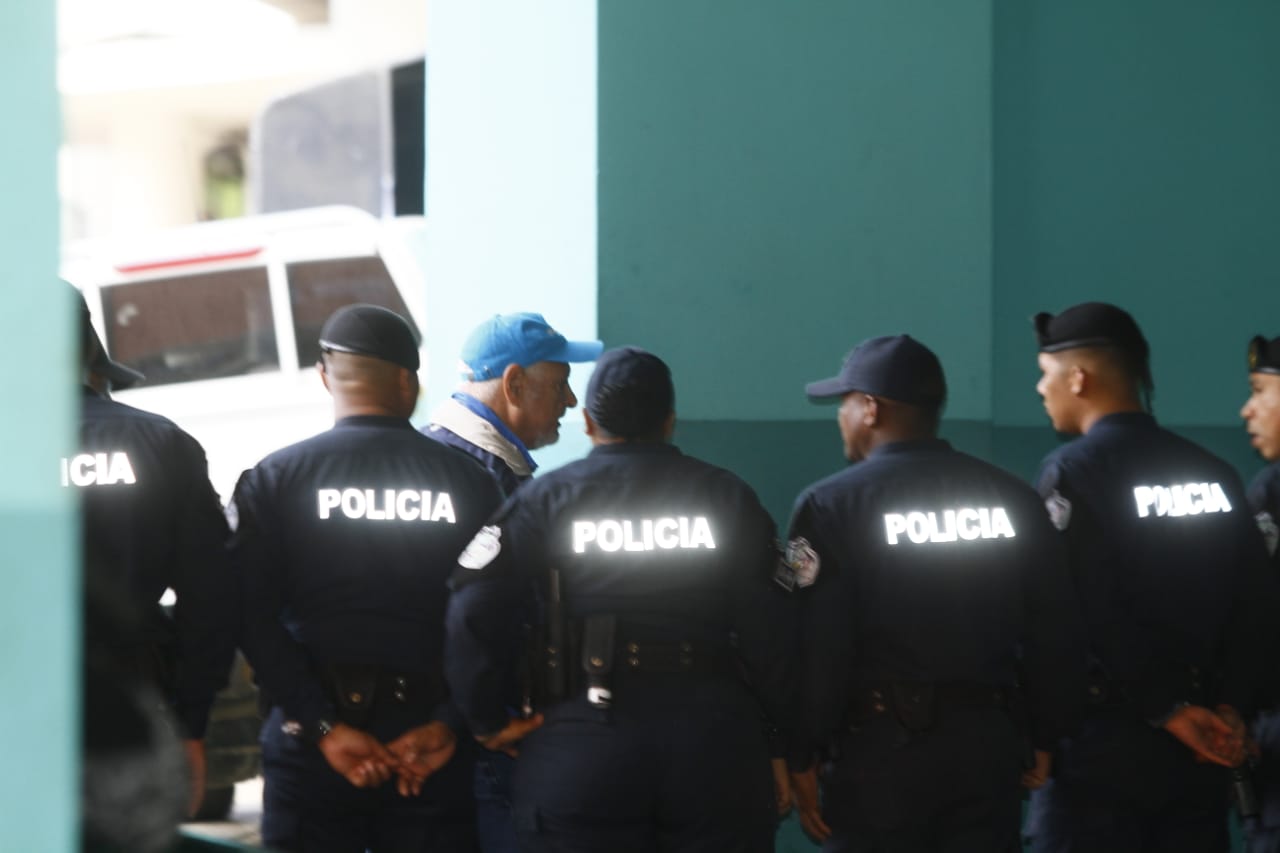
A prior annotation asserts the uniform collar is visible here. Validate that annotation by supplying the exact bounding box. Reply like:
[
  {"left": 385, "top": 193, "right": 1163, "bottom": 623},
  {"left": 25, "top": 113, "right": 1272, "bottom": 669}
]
[
  {"left": 333, "top": 414, "right": 415, "bottom": 431},
  {"left": 588, "top": 442, "right": 681, "bottom": 458},
  {"left": 1089, "top": 411, "right": 1156, "bottom": 432},
  {"left": 433, "top": 393, "right": 537, "bottom": 475},
  {"left": 865, "top": 437, "right": 952, "bottom": 459}
]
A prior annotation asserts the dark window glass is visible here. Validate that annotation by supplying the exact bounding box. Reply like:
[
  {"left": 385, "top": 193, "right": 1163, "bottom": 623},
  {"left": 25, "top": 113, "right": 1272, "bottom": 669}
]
[
  {"left": 287, "top": 257, "right": 417, "bottom": 367},
  {"left": 102, "top": 268, "right": 278, "bottom": 387}
]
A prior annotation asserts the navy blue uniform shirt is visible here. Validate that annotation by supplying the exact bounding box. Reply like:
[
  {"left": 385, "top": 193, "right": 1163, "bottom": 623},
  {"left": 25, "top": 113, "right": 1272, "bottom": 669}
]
[
  {"left": 229, "top": 415, "right": 502, "bottom": 736},
  {"left": 445, "top": 442, "right": 798, "bottom": 741},
  {"left": 75, "top": 389, "right": 235, "bottom": 739},
  {"left": 789, "top": 438, "right": 1088, "bottom": 763},
  {"left": 1036, "top": 412, "right": 1273, "bottom": 719}
]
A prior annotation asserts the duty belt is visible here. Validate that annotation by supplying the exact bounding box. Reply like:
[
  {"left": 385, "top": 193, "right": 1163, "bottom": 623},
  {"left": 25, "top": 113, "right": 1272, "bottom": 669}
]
[
  {"left": 846, "top": 682, "right": 1010, "bottom": 733},
  {"left": 321, "top": 663, "right": 445, "bottom": 729},
  {"left": 568, "top": 616, "right": 739, "bottom": 709}
]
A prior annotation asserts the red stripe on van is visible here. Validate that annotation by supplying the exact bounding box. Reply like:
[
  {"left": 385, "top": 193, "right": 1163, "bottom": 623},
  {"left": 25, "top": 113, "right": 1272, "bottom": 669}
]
[{"left": 114, "top": 247, "right": 264, "bottom": 274}]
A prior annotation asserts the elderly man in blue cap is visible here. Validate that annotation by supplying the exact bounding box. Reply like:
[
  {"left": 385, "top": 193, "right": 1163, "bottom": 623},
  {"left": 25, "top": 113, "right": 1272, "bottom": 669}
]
[
  {"left": 423, "top": 312, "right": 602, "bottom": 498},
  {"left": 422, "top": 312, "right": 601, "bottom": 853}
]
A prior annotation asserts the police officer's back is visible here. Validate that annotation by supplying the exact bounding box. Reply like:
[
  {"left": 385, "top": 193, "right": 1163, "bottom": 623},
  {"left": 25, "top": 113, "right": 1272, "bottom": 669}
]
[
  {"left": 445, "top": 347, "right": 798, "bottom": 853},
  {"left": 73, "top": 290, "right": 235, "bottom": 830},
  {"left": 784, "top": 335, "right": 1088, "bottom": 853},
  {"left": 1026, "top": 303, "right": 1274, "bottom": 853},
  {"left": 229, "top": 304, "right": 501, "bottom": 852}
]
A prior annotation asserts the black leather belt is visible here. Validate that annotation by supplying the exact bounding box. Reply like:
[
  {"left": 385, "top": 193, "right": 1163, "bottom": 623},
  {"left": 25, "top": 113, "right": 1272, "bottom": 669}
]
[{"left": 847, "top": 681, "right": 1009, "bottom": 731}]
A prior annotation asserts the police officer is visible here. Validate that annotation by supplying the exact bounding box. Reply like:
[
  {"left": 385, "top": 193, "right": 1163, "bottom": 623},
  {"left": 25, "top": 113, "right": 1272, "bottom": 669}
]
[
  {"left": 422, "top": 312, "right": 601, "bottom": 853},
  {"left": 229, "top": 304, "right": 501, "bottom": 852},
  {"left": 423, "top": 312, "right": 602, "bottom": 496},
  {"left": 1239, "top": 333, "right": 1280, "bottom": 853},
  {"left": 783, "top": 335, "right": 1087, "bottom": 852},
  {"left": 72, "top": 288, "right": 236, "bottom": 822},
  {"left": 445, "top": 346, "right": 797, "bottom": 853},
  {"left": 1026, "top": 302, "right": 1274, "bottom": 853},
  {"left": 1243, "top": 334, "right": 1280, "bottom": 570}
]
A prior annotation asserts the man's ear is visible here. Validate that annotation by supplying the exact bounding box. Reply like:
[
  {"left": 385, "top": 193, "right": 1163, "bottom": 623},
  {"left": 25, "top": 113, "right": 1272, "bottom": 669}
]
[
  {"left": 398, "top": 368, "right": 419, "bottom": 411},
  {"left": 584, "top": 408, "right": 599, "bottom": 438},
  {"left": 1069, "top": 364, "right": 1086, "bottom": 396},
  {"left": 501, "top": 362, "right": 525, "bottom": 405},
  {"left": 317, "top": 359, "right": 330, "bottom": 392},
  {"left": 863, "top": 394, "right": 880, "bottom": 426},
  {"left": 662, "top": 411, "right": 677, "bottom": 441}
]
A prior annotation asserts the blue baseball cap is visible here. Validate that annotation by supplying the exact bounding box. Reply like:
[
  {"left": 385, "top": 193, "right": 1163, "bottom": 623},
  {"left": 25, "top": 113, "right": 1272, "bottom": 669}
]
[
  {"left": 460, "top": 313, "right": 603, "bottom": 380},
  {"left": 805, "top": 334, "right": 946, "bottom": 407}
]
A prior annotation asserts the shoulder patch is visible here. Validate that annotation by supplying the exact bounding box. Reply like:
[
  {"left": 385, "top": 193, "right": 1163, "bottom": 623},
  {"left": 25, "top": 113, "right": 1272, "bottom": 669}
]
[
  {"left": 1257, "top": 511, "right": 1279, "bottom": 557},
  {"left": 784, "top": 537, "right": 821, "bottom": 588},
  {"left": 1045, "top": 490, "right": 1072, "bottom": 532},
  {"left": 458, "top": 525, "right": 503, "bottom": 570}
]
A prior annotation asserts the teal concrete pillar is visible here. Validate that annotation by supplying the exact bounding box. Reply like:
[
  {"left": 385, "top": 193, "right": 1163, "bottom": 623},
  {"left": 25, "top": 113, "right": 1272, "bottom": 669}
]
[{"left": 0, "top": 2, "right": 77, "bottom": 850}]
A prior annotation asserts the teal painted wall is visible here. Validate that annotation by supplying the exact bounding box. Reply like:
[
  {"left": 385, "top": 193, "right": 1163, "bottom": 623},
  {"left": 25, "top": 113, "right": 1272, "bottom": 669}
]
[
  {"left": 992, "top": 0, "right": 1280, "bottom": 481},
  {"left": 0, "top": 2, "right": 77, "bottom": 849},
  {"left": 599, "top": 0, "right": 994, "bottom": 424}
]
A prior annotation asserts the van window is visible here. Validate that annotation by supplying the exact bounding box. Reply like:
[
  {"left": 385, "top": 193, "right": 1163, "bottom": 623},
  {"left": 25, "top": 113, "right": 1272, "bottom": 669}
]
[
  {"left": 102, "top": 267, "right": 278, "bottom": 387},
  {"left": 287, "top": 257, "right": 418, "bottom": 367}
]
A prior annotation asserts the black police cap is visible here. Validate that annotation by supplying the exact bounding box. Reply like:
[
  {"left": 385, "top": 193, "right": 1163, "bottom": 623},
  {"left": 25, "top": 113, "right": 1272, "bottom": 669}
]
[
  {"left": 318, "top": 304, "right": 420, "bottom": 371},
  {"left": 1033, "top": 301, "right": 1149, "bottom": 362},
  {"left": 585, "top": 346, "right": 675, "bottom": 439},
  {"left": 73, "top": 284, "right": 145, "bottom": 389},
  {"left": 805, "top": 335, "right": 946, "bottom": 407},
  {"left": 1248, "top": 335, "right": 1280, "bottom": 375}
]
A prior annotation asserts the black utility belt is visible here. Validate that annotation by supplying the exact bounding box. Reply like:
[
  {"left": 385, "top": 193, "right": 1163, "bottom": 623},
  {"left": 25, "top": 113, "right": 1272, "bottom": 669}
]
[
  {"left": 847, "top": 682, "right": 1010, "bottom": 733},
  {"left": 1084, "top": 664, "right": 1213, "bottom": 712},
  {"left": 539, "top": 615, "right": 739, "bottom": 711},
  {"left": 321, "top": 663, "right": 444, "bottom": 728}
]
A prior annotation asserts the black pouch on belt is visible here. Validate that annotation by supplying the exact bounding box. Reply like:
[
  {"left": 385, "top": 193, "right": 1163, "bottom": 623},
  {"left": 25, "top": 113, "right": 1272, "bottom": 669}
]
[
  {"left": 582, "top": 614, "right": 617, "bottom": 708},
  {"left": 326, "top": 663, "right": 378, "bottom": 729},
  {"left": 889, "top": 682, "right": 937, "bottom": 733}
]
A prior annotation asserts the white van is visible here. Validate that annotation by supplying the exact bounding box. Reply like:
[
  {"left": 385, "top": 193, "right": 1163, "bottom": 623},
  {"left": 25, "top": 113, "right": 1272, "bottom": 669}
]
[{"left": 63, "top": 205, "right": 428, "bottom": 502}]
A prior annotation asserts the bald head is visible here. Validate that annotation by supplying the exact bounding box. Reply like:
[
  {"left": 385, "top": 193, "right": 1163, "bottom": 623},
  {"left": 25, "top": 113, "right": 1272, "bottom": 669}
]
[{"left": 319, "top": 351, "right": 418, "bottom": 420}]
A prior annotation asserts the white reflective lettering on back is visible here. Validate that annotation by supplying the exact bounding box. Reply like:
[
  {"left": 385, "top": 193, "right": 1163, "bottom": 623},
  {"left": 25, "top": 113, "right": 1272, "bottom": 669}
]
[
  {"left": 1132, "top": 482, "right": 1232, "bottom": 518},
  {"left": 59, "top": 452, "right": 137, "bottom": 487},
  {"left": 883, "top": 507, "right": 1016, "bottom": 545},
  {"left": 316, "top": 487, "right": 457, "bottom": 523},
  {"left": 571, "top": 517, "right": 717, "bottom": 554}
]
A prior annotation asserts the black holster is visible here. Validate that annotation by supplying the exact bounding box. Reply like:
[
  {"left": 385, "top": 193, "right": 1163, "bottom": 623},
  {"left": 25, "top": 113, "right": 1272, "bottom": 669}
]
[
  {"left": 889, "top": 682, "right": 937, "bottom": 733},
  {"left": 325, "top": 663, "right": 377, "bottom": 729},
  {"left": 1233, "top": 761, "right": 1261, "bottom": 819}
]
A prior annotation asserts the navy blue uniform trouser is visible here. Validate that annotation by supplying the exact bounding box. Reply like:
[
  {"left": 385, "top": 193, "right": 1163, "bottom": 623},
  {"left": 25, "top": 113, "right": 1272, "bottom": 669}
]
[
  {"left": 1244, "top": 709, "right": 1280, "bottom": 853},
  {"left": 819, "top": 705, "right": 1025, "bottom": 853},
  {"left": 510, "top": 678, "right": 775, "bottom": 853},
  {"left": 473, "top": 751, "right": 519, "bottom": 853},
  {"left": 260, "top": 706, "right": 480, "bottom": 853},
  {"left": 1026, "top": 709, "right": 1228, "bottom": 853}
]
